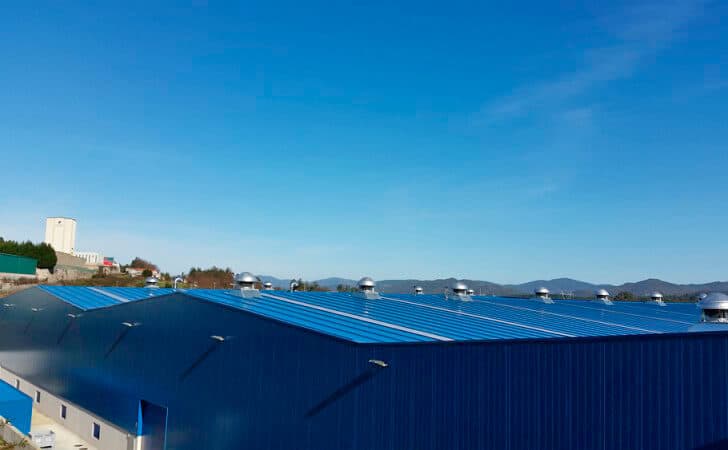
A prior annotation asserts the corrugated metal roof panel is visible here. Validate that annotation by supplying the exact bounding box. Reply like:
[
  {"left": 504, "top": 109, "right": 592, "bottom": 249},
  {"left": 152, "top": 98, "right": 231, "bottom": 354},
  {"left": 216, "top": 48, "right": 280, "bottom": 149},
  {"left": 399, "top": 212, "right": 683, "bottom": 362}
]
[
  {"left": 184, "top": 289, "right": 435, "bottom": 343},
  {"left": 37, "top": 286, "right": 703, "bottom": 343},
  {"left": 38, "top": 285, "right": 173, "bottom": 310}
]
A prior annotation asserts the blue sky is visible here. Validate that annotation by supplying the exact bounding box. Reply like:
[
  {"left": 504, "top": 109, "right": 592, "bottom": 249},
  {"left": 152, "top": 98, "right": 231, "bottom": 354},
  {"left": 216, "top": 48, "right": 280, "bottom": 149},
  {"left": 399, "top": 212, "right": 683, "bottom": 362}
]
[{"left": 1, "top": 1, "right": 726, "bottom": 284}]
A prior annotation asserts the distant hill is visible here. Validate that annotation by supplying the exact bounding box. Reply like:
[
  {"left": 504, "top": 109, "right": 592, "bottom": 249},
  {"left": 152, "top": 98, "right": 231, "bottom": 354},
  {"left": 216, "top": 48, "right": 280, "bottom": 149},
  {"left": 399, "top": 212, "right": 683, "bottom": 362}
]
[
  {"left": 315, "top": 277, "right": 357, "bottom": 289},
  {"left": 259, "top": 275, "right": 728, "bottom": 297},
  {"left": 376, "top": 278, "right": 511, "bottom": 295},
  {"left": 507, "top": 278, "right": 603, "bottom": 296},
  {"left": 507, "top": 278, "right": 728, "bottom": 297},
  {"left": 258, "top": 275, "right": 292, "bottom": 289}
]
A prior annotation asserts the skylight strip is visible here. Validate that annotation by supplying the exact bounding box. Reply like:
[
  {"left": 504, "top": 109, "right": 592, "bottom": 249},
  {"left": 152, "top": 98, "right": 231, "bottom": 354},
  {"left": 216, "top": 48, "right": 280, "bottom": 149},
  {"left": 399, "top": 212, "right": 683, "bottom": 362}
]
[{"left": 88, "top": 287, "right": 130, "bottom": 303}]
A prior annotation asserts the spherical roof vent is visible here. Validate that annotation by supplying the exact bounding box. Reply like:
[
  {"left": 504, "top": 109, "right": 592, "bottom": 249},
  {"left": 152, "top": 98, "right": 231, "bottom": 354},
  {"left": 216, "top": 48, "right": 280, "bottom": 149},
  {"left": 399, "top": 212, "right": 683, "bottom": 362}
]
[
  {"left": 690, "top": 293, "right": 728, "bottom": 330},
  {"left": 263, "top": 281, "right": 273, "bottom": 290},
  {"left": 466, "top": 288, "right": 475, "bottom": 296},
  {"left": 534, "top": 286, "right": 553, "bottom": 303},
  {"left": 452, "top": 281, "right": 468, "bottom": 293},
  {"left": 450, "top": 281, "right": 471, "bottom": 300},
  {"left": 650, "top": 291, "right": 666, "bottom": 306},
  {"left": 699, "top": 292, "right": 728, "bottom": 310},
  {"left": 358, "top": 277, "right": 376, "bottom": 291},
  {"left": 355, "top": 277, "right": 380, "bottom": 300},
  {"left": 235, "top": 272, "right": 257, "bottom": 284},
  {"left": 234, "top": 272, "right": 261, "bottom": 298},
  {"left": 413, "top": 286, "right": 424, "bottom": 295},
  {"left": 595, "top": 288, "right": 612, "bottom": 305},
  {"left": 535, "top": 287, "right": 550, "bottom": 296},
  {"left": 145, "top": 276, "right": 159, "bottom": 288}
]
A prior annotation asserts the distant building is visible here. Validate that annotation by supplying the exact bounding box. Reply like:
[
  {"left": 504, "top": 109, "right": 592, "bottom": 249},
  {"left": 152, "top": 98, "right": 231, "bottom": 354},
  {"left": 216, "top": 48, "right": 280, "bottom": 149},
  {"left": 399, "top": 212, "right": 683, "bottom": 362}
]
[
  {"left": 75, "top": 251, "right": 103, "bottom": 266},
  {"left": 44, "top": 217, "right": 77, "bottom": 255},
  {"left": 101, "top": 256, "right": 121, "bottom": 274},
  {"left": 54, "top": 251, "right": 89, "bottom": 268}
]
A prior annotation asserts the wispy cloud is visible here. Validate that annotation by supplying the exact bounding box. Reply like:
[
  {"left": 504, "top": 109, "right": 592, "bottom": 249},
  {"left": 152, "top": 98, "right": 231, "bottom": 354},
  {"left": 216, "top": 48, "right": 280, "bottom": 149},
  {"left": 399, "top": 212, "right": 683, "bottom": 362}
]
[{"left": 477, "top": 0, "right": 708, "bottom": 123}]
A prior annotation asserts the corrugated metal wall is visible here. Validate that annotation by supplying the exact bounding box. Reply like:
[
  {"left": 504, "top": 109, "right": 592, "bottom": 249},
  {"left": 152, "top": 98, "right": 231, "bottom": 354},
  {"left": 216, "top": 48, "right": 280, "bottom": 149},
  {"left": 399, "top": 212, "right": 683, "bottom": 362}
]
[
  {"left": 0, "top": 288, "right": 727, "bottom": 450},
  {"left": 0, "top": 253, "right": 37, "bottom": 275},
  {"left": 0, "top": 380, "right": 32, "bottom": 434}
]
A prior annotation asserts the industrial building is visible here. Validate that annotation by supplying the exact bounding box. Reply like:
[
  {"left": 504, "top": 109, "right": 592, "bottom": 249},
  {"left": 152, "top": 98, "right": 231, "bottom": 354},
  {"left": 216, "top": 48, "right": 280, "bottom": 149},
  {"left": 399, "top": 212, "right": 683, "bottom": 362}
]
[
  {"left": 43, "top": 217, "right": 116, "bottom": 274},
  {"left": 44, "top": 217, "right": 77, "bottom": 255},
  {"left": 0, "top": 278, "right": 727, "bottom": 449}
]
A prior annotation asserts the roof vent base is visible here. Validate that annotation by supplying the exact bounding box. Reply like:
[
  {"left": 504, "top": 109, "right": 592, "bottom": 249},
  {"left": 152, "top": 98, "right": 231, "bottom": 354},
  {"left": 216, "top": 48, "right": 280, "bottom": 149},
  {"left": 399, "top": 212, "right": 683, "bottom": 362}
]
[
  {"left": 238, "top": 288, "right": 261, "bottom": 299},
  {"left": 354, "top": 291, "right": 381, "bottom": 300}
]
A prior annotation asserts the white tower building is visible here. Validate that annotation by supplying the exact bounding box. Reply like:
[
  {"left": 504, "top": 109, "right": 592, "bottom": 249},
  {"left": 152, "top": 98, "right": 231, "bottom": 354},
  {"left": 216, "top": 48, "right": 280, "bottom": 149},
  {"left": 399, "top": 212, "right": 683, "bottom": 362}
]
[{"left": 44, "top": 217, "right": 77, "bottom": 254}]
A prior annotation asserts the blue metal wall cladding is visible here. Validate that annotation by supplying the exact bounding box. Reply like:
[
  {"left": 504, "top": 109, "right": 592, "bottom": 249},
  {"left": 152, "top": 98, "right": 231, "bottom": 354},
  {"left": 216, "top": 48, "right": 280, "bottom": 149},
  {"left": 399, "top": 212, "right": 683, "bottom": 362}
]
[
  {"left": 1, "top": 287, "right": 727, "bottom": 450},
  {"left": 0, "top": 379, "right": 32, "bottom": 434}
]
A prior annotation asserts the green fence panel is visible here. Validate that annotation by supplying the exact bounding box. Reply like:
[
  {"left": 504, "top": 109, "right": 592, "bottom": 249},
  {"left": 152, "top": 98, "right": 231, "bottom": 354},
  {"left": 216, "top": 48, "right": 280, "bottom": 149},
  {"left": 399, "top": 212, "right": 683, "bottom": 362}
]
[{"left": 0, "top": 253, "right": 37, "bottom": 275}]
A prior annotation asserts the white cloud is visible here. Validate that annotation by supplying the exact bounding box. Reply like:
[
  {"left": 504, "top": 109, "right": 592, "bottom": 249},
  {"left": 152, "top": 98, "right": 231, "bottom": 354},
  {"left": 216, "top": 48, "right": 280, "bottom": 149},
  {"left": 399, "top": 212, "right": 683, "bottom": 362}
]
[{"left": 477, "top": 0, "right": 708, "bottom": 123}]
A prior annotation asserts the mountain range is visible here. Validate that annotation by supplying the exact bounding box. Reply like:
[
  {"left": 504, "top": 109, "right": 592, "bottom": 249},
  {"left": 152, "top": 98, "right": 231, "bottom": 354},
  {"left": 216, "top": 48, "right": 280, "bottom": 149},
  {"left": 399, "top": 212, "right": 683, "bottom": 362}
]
[{"left": 258, "top": 276, "right": 728, "bottom": 297}]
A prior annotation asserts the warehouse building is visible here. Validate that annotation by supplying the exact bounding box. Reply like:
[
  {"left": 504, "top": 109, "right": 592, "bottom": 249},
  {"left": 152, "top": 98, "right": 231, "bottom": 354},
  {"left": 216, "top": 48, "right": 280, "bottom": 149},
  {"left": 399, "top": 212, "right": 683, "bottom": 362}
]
[{"left": 0, "top": 279, "right": 727, "bottom": 449}]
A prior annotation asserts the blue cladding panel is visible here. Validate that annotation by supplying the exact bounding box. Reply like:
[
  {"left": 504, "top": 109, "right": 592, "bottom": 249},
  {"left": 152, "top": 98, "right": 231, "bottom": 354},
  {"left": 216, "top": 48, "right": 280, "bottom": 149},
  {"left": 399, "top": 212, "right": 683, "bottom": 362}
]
[
  {"left": 273, "top": 291, "right": 559, "bottom": 340},
  {"left": 1, "top": 288, "right": 728, "bottom": 450},
  {"left": 38, "top": 286, "right": 172, "bottom": 310},
  {"left": 99, "top": 287, "right": 174, "bottom": 301},
  {"left": 184, "top": 289, "right": 432, "bottom": 343},
  {"left": 39, "top": 287, "right": 701, "bottom": 343},
  {"left": 0, "top": 380, "right": 32, "bottom": 434},
  {"left": 470, "top": 296, "right": 696, "bottom": 333}
]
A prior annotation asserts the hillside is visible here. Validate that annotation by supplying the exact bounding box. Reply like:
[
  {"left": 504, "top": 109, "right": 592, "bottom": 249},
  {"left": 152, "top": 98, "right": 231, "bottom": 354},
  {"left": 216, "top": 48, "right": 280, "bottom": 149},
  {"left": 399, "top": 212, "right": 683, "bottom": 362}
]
[{"left": 259, "top": 275, "right": 728, "bottom": 297}]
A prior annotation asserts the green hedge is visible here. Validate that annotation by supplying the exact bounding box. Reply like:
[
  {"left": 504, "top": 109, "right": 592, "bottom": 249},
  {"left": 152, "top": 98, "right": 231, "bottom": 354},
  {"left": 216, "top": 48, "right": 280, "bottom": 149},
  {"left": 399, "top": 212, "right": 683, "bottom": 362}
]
[{"left": 0, "top": 238, "right": 57, "bottom": 270}]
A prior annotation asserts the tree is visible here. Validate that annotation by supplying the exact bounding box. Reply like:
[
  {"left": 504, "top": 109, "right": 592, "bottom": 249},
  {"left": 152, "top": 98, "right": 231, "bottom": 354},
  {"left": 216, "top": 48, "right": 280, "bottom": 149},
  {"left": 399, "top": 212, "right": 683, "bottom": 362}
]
[
  {"left": 0, "top": 237, "right": 57, "bottom": 270},
  {"left": 130, "top": 257, "right": 158, "bottom": 271},
  {"left": 614, "top": 291, "right": 635, "bottom": 301},
  {"left": 142, "top": 269, "right": 153, "bottom": 278},
  {"left": 35, "top": 242, "right": 57, "bottom": 270},
  {"left": 185, "top": 266, "right": 234, "bottom": 289}
]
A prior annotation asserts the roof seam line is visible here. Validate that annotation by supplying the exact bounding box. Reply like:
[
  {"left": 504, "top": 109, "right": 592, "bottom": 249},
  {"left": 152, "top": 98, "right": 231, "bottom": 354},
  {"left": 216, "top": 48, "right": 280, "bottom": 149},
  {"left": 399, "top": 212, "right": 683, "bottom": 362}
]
[
  {"left": 262, "top": 293, "right": 453, "bottom": 341},
  {"left": 557, "top": 302, "right": 695, "bottom": 325},
  {"left": 472, "top": 298, "right": 660, "bottom": 333},
  {"left": 380, "top": 296, "right": 575, "bottom": 338}
]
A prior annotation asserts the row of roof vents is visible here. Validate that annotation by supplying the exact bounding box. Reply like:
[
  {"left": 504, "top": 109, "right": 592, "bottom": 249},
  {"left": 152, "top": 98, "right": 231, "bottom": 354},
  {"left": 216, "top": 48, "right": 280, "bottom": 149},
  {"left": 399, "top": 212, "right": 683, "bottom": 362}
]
[
  {"left": 531, "top": 287, "right": 666, "bottom": 306},
  {"left": 143, "top": 273, "right": 728, "bottom": 330},
  {"left": 150, "top": 273, "right": 714, "bottom": 317}
]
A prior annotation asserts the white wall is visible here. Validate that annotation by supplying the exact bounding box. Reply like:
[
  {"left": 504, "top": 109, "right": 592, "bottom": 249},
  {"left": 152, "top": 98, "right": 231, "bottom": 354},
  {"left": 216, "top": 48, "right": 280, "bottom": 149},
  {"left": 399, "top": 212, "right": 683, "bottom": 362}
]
[
  {"left": 44, "top": 218, "right": 77, "bottom": 255},
  {"left": 75, "top": 251, "right": 103, "bottom": 265},
  {"left": 0, "top": 417, "right": 42, "bottom": 450},
  {"left": 0, "top": 366, "right": 137, "bottom": 450}
]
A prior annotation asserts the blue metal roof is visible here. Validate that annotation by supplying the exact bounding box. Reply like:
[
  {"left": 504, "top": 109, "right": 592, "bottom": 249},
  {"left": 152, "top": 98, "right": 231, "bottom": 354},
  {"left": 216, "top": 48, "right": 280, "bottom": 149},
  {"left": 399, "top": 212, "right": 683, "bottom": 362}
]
[
  {"left": 183, "top": 290, "right": 701, "bottom": 343},
  {"left": 183, "top": 289, "right": 436, "bottom": 343},
  {"left": 38, "top": 285, "right": 174, "bottom": 310},
  {"left": 37, "top": 286, "right": 702, "bottom": 343}
]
